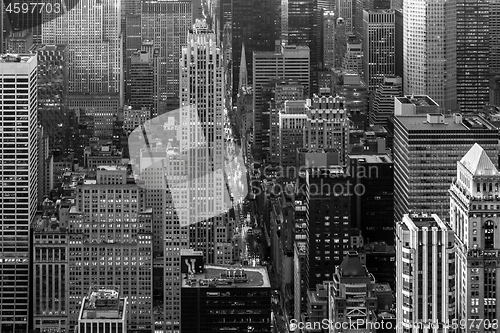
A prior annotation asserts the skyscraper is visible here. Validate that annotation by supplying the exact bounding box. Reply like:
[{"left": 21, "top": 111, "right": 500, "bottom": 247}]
[
  {"left": 231, "top": 0, "right": 277, "bottom": 99},
  {"left": 336, "top": 0, "right": 354, "bottom": 34},
  {"left": 0, "top": 53, "right": 38, "bottom": 333},
  {"left": 395, "top": 213, "right": 455, "bottom": 332},
  {"left": 304, "top": 95, "right": 350, "bottom": 165},
  {"left": 141, "top": 0, "right": 193, "bottom": 114},
  {"left": 253, "top": 45, "right": 310, "bottom": 160},
  {"left": 456, "top": 0, "right": 490, "bottom": 113},
  {"left": 323, "top": 11, "right": 336, "bottom": 69},
  {"left": 450, "top": 143, "right": 500, "bottom": 324},
  {"left": 362, "top": 9, "right": 395, "bottom": 91},
  {"left": 370, "top": 76, "right": 402, "bottom": 126},
  {"left": 41, "top": 0, "right": 121, "bottom": 95},
  {"left": 68, "top": 167, "right": 153, "bottom": 332},
  {"left": 393, "top": 110, "right": 499, "bottom": 222},
  {"left": 403, "top": 0, "right": 457, "bottom": 112}
]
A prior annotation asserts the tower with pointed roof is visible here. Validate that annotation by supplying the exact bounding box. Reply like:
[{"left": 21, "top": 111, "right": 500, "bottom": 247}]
[
  {"left": 238, "top": 42, "right": 248, "bottom": 92},
  {"left": 450, "top": 143, "right": 500, "bottom": 326}
]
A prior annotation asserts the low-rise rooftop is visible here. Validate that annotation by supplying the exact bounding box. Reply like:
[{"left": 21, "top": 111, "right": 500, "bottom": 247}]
[{"left": 182, "top": 265, "right": 270, "bottom": 288}]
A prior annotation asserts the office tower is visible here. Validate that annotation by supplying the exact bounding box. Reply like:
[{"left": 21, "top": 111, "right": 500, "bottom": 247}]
[
  {"left": 141, "top": 0, "right": 192, "bottom": 114},
  {"left": 323, "top": 11, "right": 336, "bottom": 69},
  {"left": 231, "top": 0, "right": 277, "bottom": 99},
  {"left": 362, "top": 10, "right": 395, "bottom": 91},
  {"left": 361, "top": 242, "right": 395, "bottom": 289},
  {"left": 304, "top": 95, "right": 350, "bottom": 165},
  {"left": 349, "top": 153, "right": 394, "bottom": 244},
  {"left": 490, "top": 3, "right": 500, "bottom": 107},
  {"left": 336, "top": 0, "right": 353, "bottom": 34},
  {"left": 370, "top": 76, "right": 402, "bottom": 126},
  {"left": 179, "top": 20, "right": 229, "bottom": 261},
  {"left": 334, "top": 18, "right": 347, "bottom": 69},
  {"left": 329, "top": 251, "right": 379, "bottom": 332},
  {"left": 342, "top": 37, "right": 363, "bottom": 75},
  {"left": 456, "top": 0, "right": 489, "bottom": 113},
  {"left": 123, "top": 106, "right": 151, "bottom": 134},
  {"left": 77, "top": 286, "right": 127, "bottom": 333},
  {"left": 253, "top": 45, "right": 310, "bottom": 160},
  {"left": 41, "top": 0, "right": 121, "bottom": 95},
  {"left": 181, "top": 263, "right": 271, "bottom": 333},
  {"left": 403, "top": 0, "right": 457, "bottom": 112},
  {"left": 37, "top": 126, "right": 53, "bottom": 206},
  {"left": 336, "top": 72, "right": 369, "bottom": 130},
  {"left": 124, "top": 14, "right": 142, "bottom": 102},
  {"left": 32, "top": 199, "right": 71, "bottom": 333},
  {"left": 393, "top": 111, "right": 499, "bottom": 223},
  {"left": 354, "top": 0, "right": 391, "bottom": 40},
  {"left": 128, "top": 50, "right": 154, "bottom": 111},
  {"left": 394, "top": 8, "right": 403, "bottom": 79},
  {"left": 268, "top": 80, "right": 306, "bottom": 164},
  {"left": 293, "top": 187, "right": 309, "bottom": 319},
  {"left": 30, "top": 44, "right": 68, "bottom": 152},
  {"left": 305, "top": 167, "right": 354, "bottom": 288},
  {"left": 68, "top": 167, "right": 153, "bottom": 331},
  {"left": 279, "top": 101, "right": 308, "bottom": 171},
  {"left": 5, "top": 30, "right": 33, "bottom": 53},
  {"left": 395, "top": 213, "right": 455, "bottom": 332},
  {"left": 0, "top": 54, "right": 37, "bottom": 333},
  {"left": 450, "top": 143, "right": 500, "bottom": 324}
]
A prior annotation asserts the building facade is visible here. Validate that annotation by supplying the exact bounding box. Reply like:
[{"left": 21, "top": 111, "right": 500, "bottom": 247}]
[
  {"left": 395, "top": 213, "right": 455, "bottom": 332},
  {"left": 0, "top": 54, "right": 38, "bottom": 333},
  {"left": 394, "top": 112, "right": 499, "bottom": 222},
  {"left": 449, "top": 144, "right": 500, "bottom": 326},
  {"left": 403, "top": 0, "right": 457, "bottom": 112}
]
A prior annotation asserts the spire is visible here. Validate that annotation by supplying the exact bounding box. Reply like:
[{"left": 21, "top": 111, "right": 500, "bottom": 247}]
[{"left": 238, "top": 42, "right": 248, "bottom": 90}]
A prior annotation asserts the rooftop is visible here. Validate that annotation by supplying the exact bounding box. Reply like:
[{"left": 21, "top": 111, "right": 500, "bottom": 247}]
[
  {"left": 396, "top": 115, "right": 496, "bottom": 131},
  {"left": 402, "top": 213, "right": 450, "bottom": 231},
  {"left": 0, "top": 54, "right": 35, "bottom": 63},
  {"left": 348, "top": 154, "right": 392, "bottom": 164},
  {"left": 460, "top": 143, "right": 499, "bottom": 176},
  {"left": 339, "top": 251, "right": 367, "bottom": 277},
  {"left": 396, "top": 95, "right": 438, "bottom": 107},
  {"left": 80, "top": 286, "right": 126, "bottom": 320},
  {"left": 182, "top": 265, "right": 271, "bottom": 288}
]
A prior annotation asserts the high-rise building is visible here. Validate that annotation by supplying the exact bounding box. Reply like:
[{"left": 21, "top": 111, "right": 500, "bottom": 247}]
[
  {"left": 450, "top": 143, "right": 500, "bottom": 324},
  {"left": 77, "top": 286, "right": 128, "bottom": 333},
  {"left": 128, "top": 50, "right": 154, "bottom": 111},
  {"left": 395, "top": 213, "right": 455, "bottom": 332},
  {"left": 362, "top": 10, "right": 395, "bottom": 91},
  {"left": 32, "top": 199, "right": 71, "bottom": 333},
  {"left": 141, "top": 0, "right": 193, "bottom": 114},
  {"left": 30, "top": 44, "right": 68, "bottom": 152},
  {"left": 403, "top": 0, "right": 457, "bottom": 112},
  {"left": 231, "top": 0, "right": 277, "bottom": 99},
  {"left": 305, "top": 167, "right": 354, "bottom": 288},
  {"left": 329, "top": 251, "right": 379, "bottom": 332},
  {"left": 68, "top": 167, "right": 153, "bottom": 332},
  {"left": 370, "top": 76, "right": 402, "bottom": 126},
  {"left": 269, "top": 81, "right": 305, "bottom": 164},
  {"left": 456, "top": 0, "right": 490, "bottom": 113},
  {"left": 334, "top": 18, "right": 347, "bottom": 69},
  {"left": 124, "top": 14, "right": 142, "bottom": 103},
  {"left": 180, "top": 262, "right": 272, "bottom": 333},
  {"left": 323, "top": 11, "right": 336, "bottom": 70},
  {"left": 394, "top": 8, "right": 403, "bottom": 79},
  {"left": 354, "top": 0, "right": 391, "bottom": 40},
  {"left": 0, "top": 54, "right": 38, "bottom": 333},
  {"left": 41, "top": 0, "right": 121, "bottom": 95},
  {"left": 336, "top": 0, "right": 354, "bottom": 34},
  {"left": 393, "top": 111, "right": 499, "bottom": 222},
  {"left": 336, "top": 72, "right": 369, "bottom": 130},
  {"left": 304, "top": 95, "right": 350, "bottom": 165},
  {"left": 278, "top": 101, "right": 308, "bottom": 170},
  {"left": 342, "top": 37, "right": 363, "bottom": 75},
  {"left": 253, "top": 45, "right": 310, "bottom": 160},
  {"left": 349, "top": 154, "right": 394, "bottom": 244}
]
